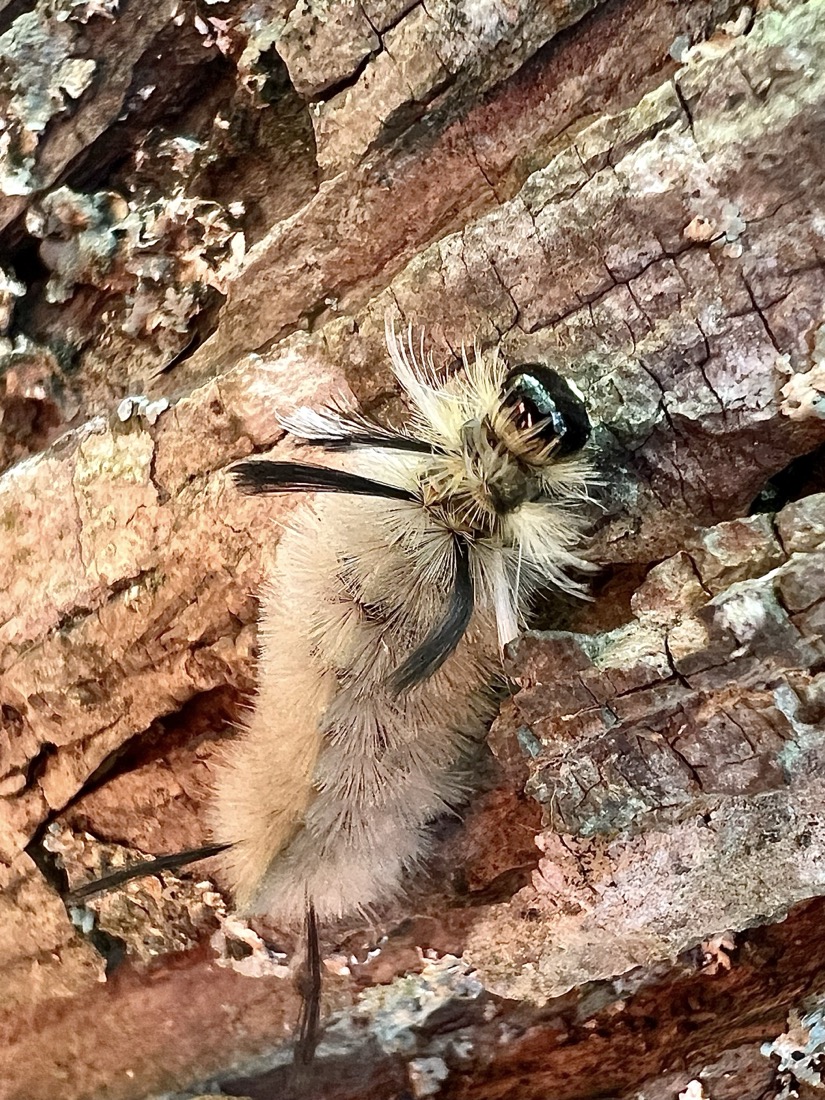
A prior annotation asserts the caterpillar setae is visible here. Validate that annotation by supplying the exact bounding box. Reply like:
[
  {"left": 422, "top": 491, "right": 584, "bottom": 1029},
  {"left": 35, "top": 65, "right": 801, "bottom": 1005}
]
[{"left": 71, "top": 318, "right": 595, "bottom": 1062}]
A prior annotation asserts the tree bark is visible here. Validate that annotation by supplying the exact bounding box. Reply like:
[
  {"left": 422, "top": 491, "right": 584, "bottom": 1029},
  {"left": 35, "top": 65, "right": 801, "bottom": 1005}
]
[{"left": 1, "top": 0, "right": 825, "bottom": 1098}]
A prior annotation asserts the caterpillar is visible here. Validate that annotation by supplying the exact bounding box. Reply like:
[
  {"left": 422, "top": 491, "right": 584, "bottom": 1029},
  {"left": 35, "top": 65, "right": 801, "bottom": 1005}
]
[{"left": 70, "top": 319, "right": 595, "bottom": 1063}]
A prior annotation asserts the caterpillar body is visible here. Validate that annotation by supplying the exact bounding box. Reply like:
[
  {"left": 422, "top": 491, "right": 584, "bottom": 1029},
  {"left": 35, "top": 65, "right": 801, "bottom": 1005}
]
[
  {"left": 71, "top": 321, "right": 594, "bottom": 1062},
  {"left": 214, "top": 322, "right": 594, "bottom": 925}
]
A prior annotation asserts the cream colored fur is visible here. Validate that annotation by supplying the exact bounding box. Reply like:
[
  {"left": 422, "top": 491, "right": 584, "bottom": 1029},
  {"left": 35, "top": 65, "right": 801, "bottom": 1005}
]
[{"left": 211, "top": 325, "right": 593, "bottom": 925}]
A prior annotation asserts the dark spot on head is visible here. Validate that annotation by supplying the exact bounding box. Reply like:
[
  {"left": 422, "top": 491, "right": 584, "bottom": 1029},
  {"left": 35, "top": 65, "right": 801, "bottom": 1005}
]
[{"left": 502, "top": 365, "right": 591, "bottom": 456}]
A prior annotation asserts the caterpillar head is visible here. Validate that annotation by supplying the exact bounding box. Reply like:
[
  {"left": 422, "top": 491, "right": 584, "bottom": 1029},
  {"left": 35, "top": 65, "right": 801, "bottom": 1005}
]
[
  {"left": 382, "top": 326, "right": 591, "bottom": 534},
  {"left": 457, "top": 361, "right": 591, "bottom": 517}
]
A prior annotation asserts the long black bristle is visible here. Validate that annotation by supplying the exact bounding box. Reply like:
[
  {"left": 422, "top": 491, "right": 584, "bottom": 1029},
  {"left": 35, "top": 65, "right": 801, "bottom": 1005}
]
[
  {"left": 301, "top": 410, "right": 437, "bottom": 455},
  {"left": 309, "top": 432, "right": 435, "bottom": 454},
  {"left": 388, "top": 535, "right": 474, "bottom": 694},
  {"left": 67, "top": 842, "right": 231, "bottom": 902},
  {"left": 294, "top": 900, "right": 322, "bottom": 1067},
  {"left": 232, "top": 460, "right": 418, "bottom": 502}
]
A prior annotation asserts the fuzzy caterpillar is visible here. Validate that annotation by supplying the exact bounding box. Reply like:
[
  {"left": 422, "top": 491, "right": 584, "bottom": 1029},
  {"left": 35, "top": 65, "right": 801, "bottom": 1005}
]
[{"left": 71, "top": 320, "right": 595, "bottom": 1061}]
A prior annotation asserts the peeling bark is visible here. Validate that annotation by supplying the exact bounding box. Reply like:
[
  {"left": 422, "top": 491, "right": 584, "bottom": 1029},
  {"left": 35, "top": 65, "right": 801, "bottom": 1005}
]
[{"left": 2, "top": 0, "right": 825, "bottom": 1098}]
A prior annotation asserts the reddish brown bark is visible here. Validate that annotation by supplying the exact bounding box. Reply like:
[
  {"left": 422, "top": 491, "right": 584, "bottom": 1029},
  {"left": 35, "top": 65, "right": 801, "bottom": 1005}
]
[{"left": 1, "top": 0, "right": 825, "bottom": 1097}]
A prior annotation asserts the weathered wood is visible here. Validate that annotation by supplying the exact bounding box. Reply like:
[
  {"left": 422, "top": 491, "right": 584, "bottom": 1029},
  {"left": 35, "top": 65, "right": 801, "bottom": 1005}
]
[{"left": 1, "top": 0, "right": 824, "bottom": 1097}]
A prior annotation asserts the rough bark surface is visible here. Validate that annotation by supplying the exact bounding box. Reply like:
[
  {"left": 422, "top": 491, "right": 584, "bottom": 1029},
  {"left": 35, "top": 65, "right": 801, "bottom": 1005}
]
[{"left": 1, "top": 0, "right": 825, "bottom": 1098}]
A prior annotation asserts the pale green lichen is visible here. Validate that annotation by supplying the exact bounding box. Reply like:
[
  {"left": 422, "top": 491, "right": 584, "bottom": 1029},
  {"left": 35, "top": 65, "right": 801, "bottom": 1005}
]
[
  {"left": 25, "top": 188, "right": 125, "bottom": 304},
  {"left": 408, "top": 1055, "right": 450, "bottom": 1098},
  {"left": 330, "top": 956, "right": 483, "bottom": 1056},
  {"left": 774, "top": 681, "right": 825, "bottom": 779},
  {"left": 781, "top": 323, "right": 825, "bottom": 421},
  {"left": 0, "top": 267, "right": 25, "bottom": 335},
  {"left": 762, "top": 993, "right": 825, "bottom": 1087},
  {"left": 0, "top": 8, "right": 98, "bottom": 196},
  {"left": 24, "top": 182, "right": 244, "bottom": 359},
  {"left": 56, "top": 0, "right": 120, "bottom": 24},
  {"left": 0, "top": 267, "right": 25, "bottom": 362},
  {"left": 677, "top": 0, "right": 825, "bottom": 157}
]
